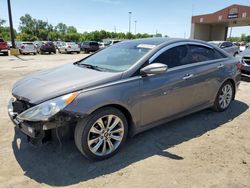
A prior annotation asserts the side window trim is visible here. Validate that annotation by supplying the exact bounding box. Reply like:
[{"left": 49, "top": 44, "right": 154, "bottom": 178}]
[{"left": 149, "top": 42, "right": 213, "bottom": 64}]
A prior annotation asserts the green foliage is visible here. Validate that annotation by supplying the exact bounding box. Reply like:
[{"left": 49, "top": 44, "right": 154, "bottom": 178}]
[
  {"left": 0, "top": 19, "right": 17, "bottom": 41},
  {"left": 3, "top": 14, "right": 159, "bottom": 42},
  {"left": 227, "top": 34, "right": 250, "bottom": 43}
]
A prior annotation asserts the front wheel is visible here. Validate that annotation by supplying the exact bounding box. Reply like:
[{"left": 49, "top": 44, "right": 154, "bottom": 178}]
[
  {"left": 74, "top": 107, "right": 128, "bottom": 161},
  {"left": 212, "top": 81, "right": 234, "bottom": 112}
]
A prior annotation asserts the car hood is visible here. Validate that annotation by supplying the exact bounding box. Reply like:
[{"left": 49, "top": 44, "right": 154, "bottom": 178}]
[
  {"left": 239, "top": 49, "right": 250, "bottom": 57},
  {"left": 12, "top": 63, "right": 122, "bottom": 104}
]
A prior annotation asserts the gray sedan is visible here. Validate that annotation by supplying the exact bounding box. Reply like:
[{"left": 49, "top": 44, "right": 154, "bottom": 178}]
[{"left": 8, "top": 38, "right": 241, "bottom": 160}]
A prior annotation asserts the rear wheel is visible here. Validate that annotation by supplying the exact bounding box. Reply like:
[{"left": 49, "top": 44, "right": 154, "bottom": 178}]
[
  {"left": 84, "top": 49, "right": 89, "bottom": 54},
  {"left": 212, "top": 81, "right": 234, "bottom": 112},
  {"left": 74, "top": 107, "right": 128, "bottom": 161},
  {"left": 4, "top": 51, "right": 8, "bottom": 56}
]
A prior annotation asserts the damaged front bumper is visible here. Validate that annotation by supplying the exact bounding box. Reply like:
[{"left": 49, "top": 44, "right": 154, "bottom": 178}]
[{"left": 8, "top": 98, "right": 44, "bottom": 139}]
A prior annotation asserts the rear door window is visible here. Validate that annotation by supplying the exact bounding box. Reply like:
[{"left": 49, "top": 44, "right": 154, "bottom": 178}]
[{"left": 188, "top": 45, "right": 221, "bottom": 63}]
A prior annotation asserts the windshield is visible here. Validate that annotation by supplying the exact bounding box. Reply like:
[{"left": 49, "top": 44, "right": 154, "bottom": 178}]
[{"left": 78, "top": 42, "right": 154, "bottom": 72}]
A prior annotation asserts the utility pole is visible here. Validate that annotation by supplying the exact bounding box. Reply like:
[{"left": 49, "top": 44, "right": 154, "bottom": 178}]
[
  {"left": 128, "top": 12, "right": 132, "bottom": 33},
  {"left": 7, "top": 0, "right": 15, "bottom": 48},
  {"left": 134, "top": 20, "right": 137, "bottom": 34},
  {"left": 114, "top": 26, "right": 116, "bottom": 33}
]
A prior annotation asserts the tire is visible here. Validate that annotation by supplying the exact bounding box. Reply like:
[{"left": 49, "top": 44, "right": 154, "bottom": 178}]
[
  {"left": 33, "top": 52, "right": 37, "bottom": 55},
  {"left": 74, "top": 107, "right": 128, "bottom": 161},
  {"left": 84, "top": 49, "right": 89, "bottom": 54},
  {"left": 212, "top": 81, "right": 234, "bottom": 112},
  {"left": 77, "top": 51, "right": 80, "bottom": 54},
  {"left": 4, "top": 52, "right": 8, "bottom": 56}
]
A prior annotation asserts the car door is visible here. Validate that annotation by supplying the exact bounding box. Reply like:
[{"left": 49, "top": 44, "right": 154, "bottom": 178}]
[
  {"left": 185, "top": 44, "right": 228, "bottom": 105},
  {"left": 139, "top": 44, "right": 199, "bottom": 126}
]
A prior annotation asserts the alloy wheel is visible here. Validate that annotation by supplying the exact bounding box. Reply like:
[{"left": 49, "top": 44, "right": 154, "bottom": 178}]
[
  {"left": 219, "top": 84, "right": 233, "bottom": 109},
  {"left": 87, "top": 115, "right": 124, "bottom": 156}
]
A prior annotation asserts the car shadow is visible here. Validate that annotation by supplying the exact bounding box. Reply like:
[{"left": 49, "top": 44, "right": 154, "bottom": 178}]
[{"left": 12, "top": 100, "right": 248, "bottom": 186}]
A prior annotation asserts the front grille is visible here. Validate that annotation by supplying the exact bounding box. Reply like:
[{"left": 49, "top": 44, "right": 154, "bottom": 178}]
[
  {"left": 243, "top": 57, "right": 250, "bottom": 65},
  {"left": 12, "top": 99, "right": 31, "bottom": 114}
]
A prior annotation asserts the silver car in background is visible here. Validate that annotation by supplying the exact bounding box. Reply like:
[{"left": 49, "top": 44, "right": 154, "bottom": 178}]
[
  {"left": 16, "top": 42, "right": 37, "bottom": 55},
  {"left": 58, "top": 42, "right": 80, "bottom": 54},
  {"left": 238, "top": 45, "right": 250, "bottom": 74},
  {"left": 8, "top": 38, "right": 241, "bottom": 161},
  {"left": 208, "top": 41, "right": 239, "bottom": 57}
]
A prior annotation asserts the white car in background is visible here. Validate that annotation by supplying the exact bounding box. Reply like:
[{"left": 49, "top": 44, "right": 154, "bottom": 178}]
[
  {"left": 16, "top": 42, "right": 37, "bottom": 55},
  {"left": 208, "top": 41, "right": 239, "bottom": 57},
  {"left": 58, "top": 42, "right": 80, "bottom": 54}
]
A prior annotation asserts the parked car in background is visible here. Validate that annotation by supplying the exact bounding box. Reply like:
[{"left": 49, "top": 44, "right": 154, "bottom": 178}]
[
  {"left": 106, "top": 40, "right": 121, "bottom": 46},
  {"left": 98, "top": 42, "right": 109, "bottom": 49},
  {"left": 0, "top": 38, "right": 9, "bottom": 56},
  {"left": 238, "top": 45, "right": 250, "bottom": 74},
  {"left": 8, "top": 38, "right": 241, "bottom": 161},
  {"left": 79, "top": 41, "right": 99, "bottom": 53},
  {"left": 208, "top": 41, "right": 239, "bottom": 56},
  {"left": 36, "top": 41, "right": 56, "bottom": 54},
  {"left": 58, "top": 42, "right": 80, "bottom": 54},
  {"left": 16, "top": 42, "right": 37, "bottom": 55}
]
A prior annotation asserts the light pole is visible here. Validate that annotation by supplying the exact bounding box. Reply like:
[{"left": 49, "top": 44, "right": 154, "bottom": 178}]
[
  {"left": 134, "top": 20, "right": 137, "bottom": 34},
  {"left": 7, "top": 0, "right": 15, "bottom": 48},
  {"left": 128, "top": 12, "right": 132, "bottom": 33}
]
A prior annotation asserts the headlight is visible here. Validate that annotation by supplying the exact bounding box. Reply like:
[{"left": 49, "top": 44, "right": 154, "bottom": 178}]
[{"left": 17, "top": 92, "right": 78, "bottom": 122}]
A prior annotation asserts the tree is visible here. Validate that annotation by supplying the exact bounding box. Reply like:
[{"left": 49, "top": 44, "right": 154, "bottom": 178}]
[
  {"left": 55, "top": 23, "right": 67, "bottom": 34},
  {"left": 0, "top": 19, "right": 6, "bottom": 27},
  {"left": 67, "top": 26, "right": 77, "bottom": 33},
  {"left": 19, "top": 14, "right": 35, "bottom": 35},
  {"left": 16, "top": 33, "right": 38, "bottom": 41}
]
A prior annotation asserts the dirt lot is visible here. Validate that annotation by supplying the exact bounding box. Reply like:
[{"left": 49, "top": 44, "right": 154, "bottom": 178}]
[{"left": 0, "top": 54, "right": 250, "bottom": 188}]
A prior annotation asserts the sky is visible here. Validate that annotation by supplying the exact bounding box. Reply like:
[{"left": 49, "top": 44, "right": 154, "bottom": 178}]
[{"left": 0, "top": 0, "right": 250, "bottom": 38}]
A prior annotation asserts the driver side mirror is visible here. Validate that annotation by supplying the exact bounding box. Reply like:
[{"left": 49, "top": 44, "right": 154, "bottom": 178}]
[{"left": 140, "top": 63, "right": 168, "bottom": 76}]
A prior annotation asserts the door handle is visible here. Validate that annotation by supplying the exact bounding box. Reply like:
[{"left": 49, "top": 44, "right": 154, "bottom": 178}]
[
  {"left": 182, "top": 74, "right": 194, "bottom": 80},
  {"left": 217, "top": 64, "right": 224, "bottom": 69}
]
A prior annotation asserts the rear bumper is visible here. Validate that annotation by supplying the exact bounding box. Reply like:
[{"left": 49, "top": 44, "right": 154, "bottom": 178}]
[
  {"left": 67, "top": 48, "right": 80, "bottom": 52},
  {"left": 0, "top": 49, "right": 8, "bottom": 52},
  {"left": 40, "top": 48, "right": 56, "bottom": 52},
  {"left": 20, "top": 49, "right": 37, "bottom": 54}
]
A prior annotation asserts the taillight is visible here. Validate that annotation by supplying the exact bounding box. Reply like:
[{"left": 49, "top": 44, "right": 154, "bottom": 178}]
[
  {"left": 78, "top": 44, "right": 80, "bottom": 48},
  {"left": 21, "top": 45, "right": 25, "bottom": 49},
  {"left": 236, "top": 62, "right": 243, "bottom": 70},
  {"left": 68, "top": 45, "right": 71, "bottom": 48}
]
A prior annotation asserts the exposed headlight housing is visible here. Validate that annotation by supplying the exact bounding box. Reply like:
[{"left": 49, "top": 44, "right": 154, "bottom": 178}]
[{"left": 17, "top": 92, "right": 78, "bottom": 122}]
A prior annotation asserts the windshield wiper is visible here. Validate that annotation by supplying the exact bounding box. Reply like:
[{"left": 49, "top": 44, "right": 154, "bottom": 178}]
[{"left": 77, "top": 63, "right": 104, "bottom": 71}]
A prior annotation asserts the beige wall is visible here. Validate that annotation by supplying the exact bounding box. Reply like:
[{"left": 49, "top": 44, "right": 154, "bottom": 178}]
[
  {"left": 190, "top": 23, "right": 211, "bottom": 41},
  {"left": 210, "top": 25, "right": 227, "bottom": 41},
  {"left": 191, "top": 23, "right": 227, "bottom": 41}
]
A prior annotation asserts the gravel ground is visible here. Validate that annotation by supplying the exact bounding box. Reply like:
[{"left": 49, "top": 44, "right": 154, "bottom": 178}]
[{"left": 0, "top": 54, "right": 250, "bottom": 188}]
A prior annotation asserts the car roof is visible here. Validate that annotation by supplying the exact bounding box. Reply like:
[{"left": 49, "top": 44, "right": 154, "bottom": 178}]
[{"left": 118, "top": 37, "right": 211, "bottom": 48}]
